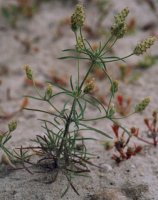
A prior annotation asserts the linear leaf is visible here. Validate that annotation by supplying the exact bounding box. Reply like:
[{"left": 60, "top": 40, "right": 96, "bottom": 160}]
[{"left": 79, "top": 123, "right": 112, "bottom": 138}]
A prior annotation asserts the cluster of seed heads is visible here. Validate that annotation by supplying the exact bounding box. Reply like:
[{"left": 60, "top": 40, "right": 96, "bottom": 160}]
[
  {"left": 134, "top": 37, "right": 156, "bottom": 55},
  {"left": 114, "top": 7, "right": 129, "bottom": 24},
  {"left": 111, "top": 7, "right": 129, "bottom": 38},
  {"left": 83, "top": 78, "right": 95, "bottom": 94},
  {"left": 135, "top": 97, "right": 150, "bottom": 113},
  {"left": 71, "top": 4, "right": 85, "bottom": 32}
]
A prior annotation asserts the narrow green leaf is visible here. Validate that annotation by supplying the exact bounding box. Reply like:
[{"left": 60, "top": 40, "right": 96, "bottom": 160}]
[
  {"left": 24, "top": 108, "right": 60, "bottom": 118},
  {"left": 81, "top": 96, "right": 101, "bottom": 113},
  {"left": 58, "top": 56, "right": 90, "bottom": 60},
  {"left": 70, "top": 75, "right": 74, "bottom": 91},
  {"left": 79, "top": 123, "right": 112, "bottom": 138}
]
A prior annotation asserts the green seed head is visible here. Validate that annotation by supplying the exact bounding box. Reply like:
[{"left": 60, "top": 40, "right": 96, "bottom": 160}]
[
  {"left": 83, "top": 78, "right": 95, "bottom": 94},
  {"left": 45, "top": 84, "right": 53, "bottom": 100},
  {"left": 111, "top": 22, "right": 127, "bottom": 38},
  {"left": 76, "top": 36, "right": 84, "bottom": 51},
  {"left": 71, "top": 4, "right": 85, "bottom": 32},
  {"left": 135, "top": 97, "right": 150, "bottom": 112},
  {"left": 111, "top": 80, "right": 119, "bottom": 94},
  {"left": 111, "top": 8, "right": 129, "bottom": 38},
  {"left": 8, "top": 120, "right": 17, "bottom": 132},
  {"left": 24, "top": 65, "right": 33, "bottom": 80},
  {"left": 134, "top": 36, "right": 156, "bottom": 55},
  {"left": 115, "top": 7, "right": 129, "bottom": 24}
]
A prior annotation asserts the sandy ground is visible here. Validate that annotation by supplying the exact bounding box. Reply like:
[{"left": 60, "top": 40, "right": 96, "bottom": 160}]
[{"left": 0, "top": 0, "right": 158, "bottom": 199}]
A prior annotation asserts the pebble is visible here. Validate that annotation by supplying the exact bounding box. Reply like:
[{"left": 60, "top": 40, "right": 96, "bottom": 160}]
[
  {"left": 100, "top": 163, "right": 113, "bottom": 173},
  {"left": 131, "top": 164, "right": 136, "bottom": 169}
]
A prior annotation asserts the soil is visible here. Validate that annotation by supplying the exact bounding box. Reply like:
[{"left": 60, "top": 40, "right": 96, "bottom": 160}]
[{"left": 0, "top": 0, "right": 158, "bottom": 199}]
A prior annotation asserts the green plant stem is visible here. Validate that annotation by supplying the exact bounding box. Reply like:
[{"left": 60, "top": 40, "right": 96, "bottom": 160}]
[
  {"left": 105, "top": 53, "right": 134, "bottom": 63},
  {"left": 100, "top": 35, "right": 114, "bottom": 55},
  {"left": 1, "top": 145, "right": 14, "bottom": 158},
  {"left": 102, "top": 67, "right": 113, "bottom": 113},
  {"left": 77, "top": 52, "right": 80, "bottom": 88},
  {"left": 111, "top": 112, "right": 135, "bottom": 120},
  {"left": 101, "top": 37, "right": 118, "bottom": 56},
  {"left": 80, "top": 115, "right": 106, "bottom": 122},
  {"left": 79, "top": 27, "right": 88, "bottom": 52},
  {"left": 57, "top": 61, "right": 95, "bottom": 160},
  {"left": 57, "top": 98, "right": 77, "bottom": 159},
  {"left": 47, "top": 100, "right": 61, "bottom": 115},
  {"left": 79, "top": 61, "right": 95, "bottom": 91},
  {"left": 108, "top": 117, "right": 131, "bottom": 136},
  {"left": 33, "top": 78, "right": 43, "bottom": 99}
]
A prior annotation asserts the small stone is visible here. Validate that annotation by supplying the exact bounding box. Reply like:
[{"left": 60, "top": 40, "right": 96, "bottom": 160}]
[
  {"left": 139, "top": 172, "right": 144, "bottom": 176},
  {"left": 131, "top": 165, "right": 136, "bottom": 169},
  {"left": 100, "top": 163, "right": 113, "bottom": 173}
]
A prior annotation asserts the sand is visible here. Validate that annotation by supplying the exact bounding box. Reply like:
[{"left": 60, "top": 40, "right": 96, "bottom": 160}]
[{"left": 0, "top": 0, "right": 158, "bottom": 199}]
